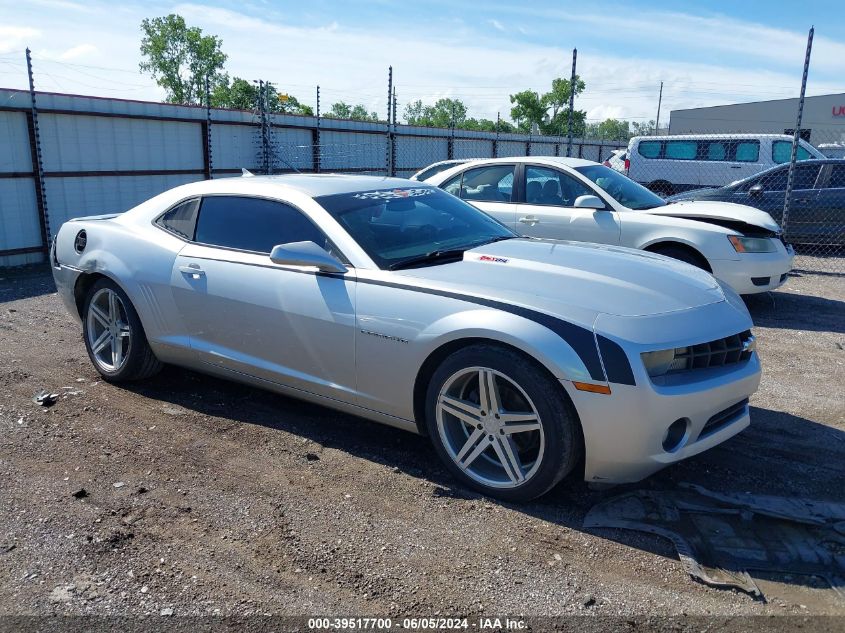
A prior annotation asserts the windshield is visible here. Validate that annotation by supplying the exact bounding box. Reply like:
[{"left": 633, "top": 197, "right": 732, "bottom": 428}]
[
  {"left": 575, "top": 164, "right": 666, "bottom": 210},
  {"left": 315, "top": 186, "right": 515, "bottom": 269}
]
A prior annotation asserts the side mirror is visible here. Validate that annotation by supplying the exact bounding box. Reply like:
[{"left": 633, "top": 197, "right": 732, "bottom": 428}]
[
  {"left": 573, "top": 194, "right": 606, "bottom": 210},
  {"left": 749, "top": 183, "right": 764, "bottom": 196},
  {"left": 269, "top": 241, "right": 348, "bottom": 273}
]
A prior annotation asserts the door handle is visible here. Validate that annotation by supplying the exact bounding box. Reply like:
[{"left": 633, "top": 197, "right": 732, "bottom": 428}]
[
  {"left": 519, "top": 216, "right": 539, "bottom": 225},
  {"left": 179, "top": 264, "right": 205, "bottom": 279},
  {"left": 730, "top": 165, "right": 742, "bottom": 169}
]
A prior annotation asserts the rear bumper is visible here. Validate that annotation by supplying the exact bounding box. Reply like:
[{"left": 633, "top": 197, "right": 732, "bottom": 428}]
[
  {"left": 51, "top": 257, "right": 84, "bottom": 325},
  {"left": 710, "top": 246, "right": 794, "bottom": 295}
]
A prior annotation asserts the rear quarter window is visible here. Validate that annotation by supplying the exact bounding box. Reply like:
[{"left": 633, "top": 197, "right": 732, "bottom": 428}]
[{"left": 156, "top": 198, "right": 200, "bottom": 240}]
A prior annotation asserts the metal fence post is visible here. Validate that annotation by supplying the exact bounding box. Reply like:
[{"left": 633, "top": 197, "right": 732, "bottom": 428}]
[
  {"left": 203, "top": 75, "right": 212, "bottom": 179},
  {"left": 313, "top": 85, "right": 321, "bottom": 173},
  {"left": 782, "top": 26, "right": 814, "bottom": 237},
  {"left": 566, "top": 47, "right": 577, "bottom": 158},
  {"left": 493, "top": 112, "right": 500, "bottom": 158},
  {"left": 386, "top": 66, "right": 393, "bottom": 177},
  {"left": 25, "top": 48, "right": 50, "bottom": 251}
]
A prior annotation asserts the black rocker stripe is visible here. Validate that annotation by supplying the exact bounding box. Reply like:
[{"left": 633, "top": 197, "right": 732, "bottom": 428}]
[{"left": 357, "top": 277, "right": 636, "bottom": 386}]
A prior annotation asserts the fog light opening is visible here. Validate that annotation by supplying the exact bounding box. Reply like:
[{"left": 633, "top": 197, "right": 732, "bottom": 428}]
[{"left": 662, "top": 418, "right": 690, "bottom": 453}]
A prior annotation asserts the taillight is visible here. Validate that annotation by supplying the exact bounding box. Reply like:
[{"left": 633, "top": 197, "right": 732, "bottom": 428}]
[{"left": 624, "top": 158, "right": 630, "bottom": 172}]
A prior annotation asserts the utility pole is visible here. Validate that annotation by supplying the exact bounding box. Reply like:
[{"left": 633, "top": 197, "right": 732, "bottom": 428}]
[
  {"left": 654, "top": 81, "right": 663, "bottom": 135},
  {"left": 25, "top": 48, "right": 50, "bottom": 250},
  {"left": 566, "top": 47, "right": 577, "bottom": 157},
  {"left": 782, "top": 26, "right": 814, "bottom": 238}
]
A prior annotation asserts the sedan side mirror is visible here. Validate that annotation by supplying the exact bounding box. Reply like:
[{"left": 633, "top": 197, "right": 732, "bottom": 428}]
[
  {"left": 749, "top": 183, "right": 764, "bottom": 196},
  {"left": 573, "top": 194, "right": 606, "bottom": 210},
  {"left": 269, "top": 241, "right": 348, "bottom": 273}
]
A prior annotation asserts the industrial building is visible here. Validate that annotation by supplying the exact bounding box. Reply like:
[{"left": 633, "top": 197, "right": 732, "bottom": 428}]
[{"left": 668, "top": 93, "right": 845, "bottom": 146}]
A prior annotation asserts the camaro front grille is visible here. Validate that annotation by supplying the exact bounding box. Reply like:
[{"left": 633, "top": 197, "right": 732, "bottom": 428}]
[{"left": 674, "top": 330, "right": 755, "bottom": 372}]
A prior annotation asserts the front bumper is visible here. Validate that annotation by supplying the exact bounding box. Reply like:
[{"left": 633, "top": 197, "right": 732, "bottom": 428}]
[
  {"left": 710, "top": 243, "right": 794, "bottom": 295},
  {"left": 565, "top": 356, "right": 760, "bottom": 483},
  {"left": 564, "top": 299, "right": 761, "bottom": 484}
]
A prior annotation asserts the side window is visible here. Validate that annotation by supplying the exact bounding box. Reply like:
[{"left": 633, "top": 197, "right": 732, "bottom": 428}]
[
  {"left": 793, "top": 164, "right": 820, "bottom": 189},
  {"left": 705, "top": 142, "right": 727, "bottom": 161},
  {"left": 758, "top": 167, "right": 789, "bottom": 191},
  {"left": 156, "top": 198, "right": 200, "bottom": 240},
  {"left": 733, "top": 141, "right": 760, "bottom": 162},
  {"left": 195, "top": 196, "right": 327, "bottom": 254},
  {"left": 525, "top": 166, "right": 593, "bottom": 206},
  {"left": 827, "top": 165, "right": 845, "bottom": 189},
  {"left": 637, "top": 141, "right": 661, "bottom": 158},
  {"left": 451, "top": 165, "right": 515, "bottom": 202},
  {"left": 772, "top": 140, "right": 811, "bottom": 164},
  {"left": 664, "top": 141, "right": 697, "bottom": 160}
]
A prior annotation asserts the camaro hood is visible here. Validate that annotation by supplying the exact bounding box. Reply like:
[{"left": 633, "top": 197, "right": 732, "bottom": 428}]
[
  {"left": 641, "top": 200, "right": 780, "bottom": 232},
  {"left": 395, "top": 238, "right": 725, "bottom": 318}
]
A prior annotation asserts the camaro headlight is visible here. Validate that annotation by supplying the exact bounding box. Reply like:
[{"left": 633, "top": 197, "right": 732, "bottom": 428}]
[
  {"left": 641, "top": 347, "right": 691, "bottom": 377},
  {"left": 728, "top": 235, "right": 777, "bottom": 253}
]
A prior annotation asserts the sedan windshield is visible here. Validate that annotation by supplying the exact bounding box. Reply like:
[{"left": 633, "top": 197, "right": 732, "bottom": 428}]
[
  {"left": 575, "top": 165, "right": 666, "bottom": 210},
  {"left": 315, "top": 186, "right": 516, "bottom": 270}
]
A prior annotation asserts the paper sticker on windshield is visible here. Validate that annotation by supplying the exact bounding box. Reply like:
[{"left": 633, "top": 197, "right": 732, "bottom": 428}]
[
  {"left": 353, "top": 188, "right": 434, "bottom": 201},
  {"left": 478, "top": 255, "right": 509, "bottom": 263}
]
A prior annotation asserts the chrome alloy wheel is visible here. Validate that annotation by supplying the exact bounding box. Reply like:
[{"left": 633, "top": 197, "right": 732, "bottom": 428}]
[
  {"left": 86, "top": 287, "right": 131, "bottom": 372},
  {"left": 436, "top": 366, "right": 545, "bottom": 489}
]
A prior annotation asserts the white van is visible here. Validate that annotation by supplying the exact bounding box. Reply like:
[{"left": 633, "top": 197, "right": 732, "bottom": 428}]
[{"left": 626, "top": 134, "right": 825, "bottom": 196}]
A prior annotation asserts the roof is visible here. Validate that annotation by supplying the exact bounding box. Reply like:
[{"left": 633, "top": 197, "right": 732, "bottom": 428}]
[
  {"left": 458, "top": 156, "right": 598, "bottom": 168},
  {"left": 184, "top": 173, "right": 425, "bottom": 198},
  {"left": 629, "top": 133, "right": 804, "bottom": 141}
]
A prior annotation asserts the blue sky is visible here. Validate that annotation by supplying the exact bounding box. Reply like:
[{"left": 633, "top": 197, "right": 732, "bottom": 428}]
[{"left": 1, "top": 0, "right": 843, "bottom": 124}]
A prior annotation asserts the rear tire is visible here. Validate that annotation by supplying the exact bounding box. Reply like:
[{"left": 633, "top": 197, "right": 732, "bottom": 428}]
[
  {"left": 82, "top": 278, "right": 162, "bottom": 382},
  {"left": 425, "top": 344, "right": 582, "bottom": 502}
]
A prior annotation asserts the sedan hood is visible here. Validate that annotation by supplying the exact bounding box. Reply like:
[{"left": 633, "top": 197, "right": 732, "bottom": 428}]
[
  {"left": 642, "top": 200, "right": 780, "bottom": 232},
  {"left": 395, "top": 239, "right": 724, "bottom": 318}
]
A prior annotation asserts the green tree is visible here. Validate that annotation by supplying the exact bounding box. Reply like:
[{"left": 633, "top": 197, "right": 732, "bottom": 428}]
[
  {"left": 211, "top": 77, "right": 313, "bottom": 115},
  {"left": 631, "top": 119, "right": 657, "bottom": 136},
  {"left": 403, "top": 98, "right": 468, "bottom": 128},
  {"left": 586, "top": 118, "right": 631, "bottom": 141},
  {"left": 324, "top": 101, "right": 378, "bottom": 121},
  {"left": 509, "top": 90, "right": 545, "bottom": 133},
  {"left": 509, "top": 76, "right": 587, "bottom": 135},
  {"left": 139, "top": 14, "right": 227, "bottom": 105}
]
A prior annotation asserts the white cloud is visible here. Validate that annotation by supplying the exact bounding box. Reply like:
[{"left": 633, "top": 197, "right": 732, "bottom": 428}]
[
  {"left": 488, "top": 19, "right": 505, "bottom": 32},
  {"left": 0, "top": 26, "right": 40, "bottom": 54},
  {"left": 58, "top": 43, "right": 97, "bottom": 60}
]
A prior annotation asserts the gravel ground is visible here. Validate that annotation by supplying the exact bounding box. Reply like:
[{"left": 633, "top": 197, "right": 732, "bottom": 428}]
[{"left": 0, "top": 264, "right": 843, "bottom": 622}]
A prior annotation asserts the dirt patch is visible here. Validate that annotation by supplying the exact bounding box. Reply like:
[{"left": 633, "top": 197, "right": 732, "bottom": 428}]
[{"left": 0, "top": 265, "right": 843, "bottom": 617}]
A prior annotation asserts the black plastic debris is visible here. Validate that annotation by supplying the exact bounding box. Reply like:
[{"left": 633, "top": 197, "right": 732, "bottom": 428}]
[
  {"left": 32, "top": 390, "right": 60, "bottom": 407},
  {"left": 584, "top": 483, "right": 845, "bottom": 601},
  {"left": 72, "top": 488, "right": 89, "bottom": 499},
  {"left": 305, "top": 453, "right": 320, "bottom": 462}
]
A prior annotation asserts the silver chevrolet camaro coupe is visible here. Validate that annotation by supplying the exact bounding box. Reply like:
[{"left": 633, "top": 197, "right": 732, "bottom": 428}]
[{"left": 51, "top": 174, "right": 761, "bottom": 501}]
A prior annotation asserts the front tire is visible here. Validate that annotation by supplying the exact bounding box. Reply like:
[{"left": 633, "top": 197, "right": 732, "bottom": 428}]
[
  {"left": 650, "top": 244, "right": 711, "bottom": 271},
  {"left": 82, "top": 278, "right": 162, "bottom": 382},
  {"left": 425, "top": 344, "right": 582, "bottom": 502}
]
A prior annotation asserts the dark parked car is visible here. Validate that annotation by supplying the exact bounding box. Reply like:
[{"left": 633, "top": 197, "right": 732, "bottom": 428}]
[{"left": 669, "top": 159, "right": 845, "bottom": 247}]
